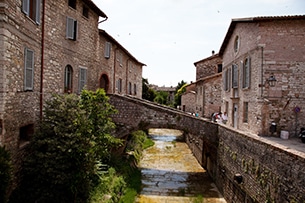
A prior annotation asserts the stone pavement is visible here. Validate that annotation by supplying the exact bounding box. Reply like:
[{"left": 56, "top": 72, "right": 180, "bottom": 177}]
[{"left": 259, "top": 135, "right": 305, "bottom": 158}]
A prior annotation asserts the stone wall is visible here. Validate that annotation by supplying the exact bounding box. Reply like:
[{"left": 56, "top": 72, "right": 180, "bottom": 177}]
[
  {"left": 195, "top": 54, "right": 222, "bottom": 80},
  {"left": 216, "top": 125, "right": 305, "bottom": 203},
  {"left": 109, "top": 94, "right": 305, "bottom": 203},
  {"left": 0, "top": 0, "right": 42, "bottom": 152}
]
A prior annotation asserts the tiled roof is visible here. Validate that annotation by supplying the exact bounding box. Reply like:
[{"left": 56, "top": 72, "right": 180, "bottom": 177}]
[{"left": 83, "top": 0, "right": 107, "bottom": 18}]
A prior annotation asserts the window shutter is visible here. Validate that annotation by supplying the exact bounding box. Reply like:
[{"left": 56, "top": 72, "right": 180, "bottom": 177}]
[
  {"left": 35, "top": 0, "right": 41, "bottom": 24},
  {"left": 105, "top": 42, "right": 111, "bottom": 58},
  {"left": 22, "top": 0, "right": 29, "bottom": 15},
  {"left": 79, "top": 68, "right": 87, "bottom": 93},
  {"left": 24, "top": 48, "right": 34, "bottom": 90},
  {"left": 223, "top": 70, "right": 226, "bottom": 91},
  {"left": 232, "top": 64, "right": 238, "bottom": 88},
  {"left": 247, "top": 57, "right": 251, "bottom": 88},
  {"left": 66, "top": 17, "right": 74, "bottom": 39}
]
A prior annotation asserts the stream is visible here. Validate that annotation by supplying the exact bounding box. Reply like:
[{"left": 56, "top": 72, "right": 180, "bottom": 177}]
[{"left": 136, "top": 129, "right": 226, "bottom": 203}]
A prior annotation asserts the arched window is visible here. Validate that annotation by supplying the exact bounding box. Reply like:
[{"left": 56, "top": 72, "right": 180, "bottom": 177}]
[
  {"left": 64, "top": 65, "right": 73, "bottom": 93},
  {"left": 100, "top": 74, "right": 109, "bottom": 93}
]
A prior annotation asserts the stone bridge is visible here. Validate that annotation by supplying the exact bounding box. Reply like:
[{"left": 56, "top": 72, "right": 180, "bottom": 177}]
[{"left": 108, "top": 94, "right": 305, "bottom": 203}]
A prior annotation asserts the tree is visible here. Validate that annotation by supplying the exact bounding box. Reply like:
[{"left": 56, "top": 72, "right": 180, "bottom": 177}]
[
  {"left": 10, "top": 89, "right": 121, "bottom": 203},
  {"left": 154, "top": 91, "right": 169, "bottom": 105},
  {"left": 174, "top": 80, "right": 187, "bottom": 107},
  {"left": 142, "top": 78, "right": 156, "bottom": 101}
]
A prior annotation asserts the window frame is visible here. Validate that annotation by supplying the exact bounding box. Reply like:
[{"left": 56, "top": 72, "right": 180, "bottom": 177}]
[
  {"left": 133, "top": 84, "right": 137, "bottom": 95},
  {"left": 22, "top": 0, "right": 41, "bottom": 24},
  {"left": 104, "top": 42, "right": 111, "bottom": 59},
  {"left": 243, "top": 102, "right": 249, "bottom": 123},
  {"left": 128, "top": 82, "right": 132, "bottom": 95},
  {"left": 117, "top": 78, "right": 122, "bottom": 93},
  {"left": 78, "top": 67, "right": 87, "bottom": 93},
  {"left": 232, "top": 64, "right": 238, "bottom": 89},
  {"left": 24, "top": 47, "right": 34, "bottom": 91},
  {"left": 68, "top": 0, "right": 76, "bottom": 9},
  {"left": 66, "top": 16, "right": 78, "bottom": 40},
  {"left": 242, "top": 57, "right": 251, "bottom": 89},
  {"left": 82, "top": 5, "right": 89, "bottom": 18},
  {"left": 64, "top": 65, "right": 73, "bottom": 93}
]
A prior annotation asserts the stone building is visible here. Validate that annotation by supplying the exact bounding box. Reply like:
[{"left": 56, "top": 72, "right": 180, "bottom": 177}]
[
  {"left": 219, "top": 15, "right": 305, "bottom": 136},
  {"left": 0, "top": 0, "right": 144, "bottom": 156},
  {"left": 193, "top": 53, "right": 223, "bottom": 118},
  {"left": 181, "top": 83, "right": 196, "bottom": 113},
  {"left": 98, "top": 30, "right": 145, "bottom": 97}
]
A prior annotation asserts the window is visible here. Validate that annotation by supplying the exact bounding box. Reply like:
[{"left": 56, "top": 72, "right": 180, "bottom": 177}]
[
  {"left": 243, "top": 102, "right": 249, "bottom": 123},
  {"left": 232, "top": 64, "right": 238, "bottom": 89},
  {"left": 105, "top": 42, "right": 111, "bottom": 59},
  {"left": 223, "top": 68, "right": 231, "bottom": 91},
  {"left": 217, "top": 64, "right": 222, "bottom": 73},
  {"left": 78, "top": 67, "right": 87, "bottom": 93},
  {"left": 128, "top": 82, "right": 132, "bottom": 95},
  {"left": 82, "top": 5, "right": 89, "bottom": 18},
  {"left": 66, "top": 17, "right": 77, "bottom": 40},
  {"left": 68, "top": 0, "right": 76, "bottom": 9},
  {"left": 24, "top": 48, "right": 34, "bottom": 91},
  {"left": 133, "top": 84, "right": 137, "bottom": 95},
  {"left": 234, "top": 36, "right": 240, "bottom": 53},
  {"left": 64, "top": 65, "right": 73, "bottom": 93},
  {"left": 242, "top": 57, "right": 251, "bottom": 88},
  {"left": 19, "top": 124, "right": 34, "bottom": 147},
  {"left": 22, "top": 0, "right": 41, "bottom": 24},
  {"left": 117, "top": 78, "right": 122, "bottom": 93},
  {"left": 117, "top": 51, "right": 122, "bottom": 66}
]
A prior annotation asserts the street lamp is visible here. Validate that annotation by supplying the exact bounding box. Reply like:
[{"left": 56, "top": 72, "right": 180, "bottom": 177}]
[{"left": 267, "top": 75, "right": 277, "bottom": 87}]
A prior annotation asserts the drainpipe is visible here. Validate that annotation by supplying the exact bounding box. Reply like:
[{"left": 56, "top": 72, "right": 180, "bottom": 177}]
[
  {"left": 260, "top": 46, "right": 264, "bottom": 98},
  {"left": 40, "top": 0, "right": 46, "bottom": 119},
  {"left": 126, "top": 59, "right": 130, "bottom": 94},
  {"left": 113, "top": 48, "right": 118, "bottom": 93},
  {"left": 98, "top": 16, "right": 108, "bottom": 24}
]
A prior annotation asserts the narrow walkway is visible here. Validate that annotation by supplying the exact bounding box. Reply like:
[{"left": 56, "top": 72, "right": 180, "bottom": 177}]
[{"left": 136, "top": 129, "right": 226, "bottom": 203}]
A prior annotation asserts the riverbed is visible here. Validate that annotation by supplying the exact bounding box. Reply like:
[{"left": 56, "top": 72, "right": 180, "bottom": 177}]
[{"left": 136, "top": 129, "right": 226, "bottom": 203}]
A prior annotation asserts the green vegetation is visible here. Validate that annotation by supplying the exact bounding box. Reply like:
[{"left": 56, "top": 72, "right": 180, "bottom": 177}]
[
  {"left": 174, "top": 80, "right": 187, "bottom": 107},
  {"left": 90, "top": 130, "right": 153, "bottom": 203},
  {"left": 192, "top": 194, "right": 204, "bottom": 203},
  {"left": 142, "top": 78, "right": 188, "bottom": 108},
  {"left": 9, "top": 89, "right": 122, "bottom": 203},
  {"left": 0, "top": 146, "right": 12, "bottom": 203}
]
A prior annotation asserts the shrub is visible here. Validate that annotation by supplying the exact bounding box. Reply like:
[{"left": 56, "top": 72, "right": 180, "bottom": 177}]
[{"left": 9, "top": 89, "right": 122, "bottom": 203}]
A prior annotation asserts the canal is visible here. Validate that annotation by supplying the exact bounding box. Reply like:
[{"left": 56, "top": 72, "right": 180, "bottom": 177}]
[{"left": 136, "top": 129, "right": 226, "bottom": 203}]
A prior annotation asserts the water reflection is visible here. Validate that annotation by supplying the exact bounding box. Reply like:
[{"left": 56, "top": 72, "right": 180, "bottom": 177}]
[{"left": 136, "top": 129, "right": 226, "bottom": 203}]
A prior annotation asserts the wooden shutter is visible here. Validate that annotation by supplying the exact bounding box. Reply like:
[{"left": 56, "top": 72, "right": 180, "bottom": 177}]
[
  {"left": 22, "top": 0, "right": 29, "bottom": 15},
  {"left": 79, "top": 68, "right": 87, "bottom": 93},
  {"left": 66, "top": 17, "right": 76, "bottom": 40},
  {"left": 232, "top": 64, "right": 238, "bottom": 88},
  {"left": 24, "top": 48, "right": 34, "bottom": 90},
  {"left": 105, "top": 42, "right": 111, "bottom": 58},
  {"left": 35, "top": 0, "right": 41, "bottom": 24}
]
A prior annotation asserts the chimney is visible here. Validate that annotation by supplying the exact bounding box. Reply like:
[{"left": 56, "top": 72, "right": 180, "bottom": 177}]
[{"left": 212, "top": 50, "right": 215, "bottom": 55}]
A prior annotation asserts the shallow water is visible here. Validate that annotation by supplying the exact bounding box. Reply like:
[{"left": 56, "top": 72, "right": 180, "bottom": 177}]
[{"left": 136, "top": 129, "right": 226, "bottom": 203}]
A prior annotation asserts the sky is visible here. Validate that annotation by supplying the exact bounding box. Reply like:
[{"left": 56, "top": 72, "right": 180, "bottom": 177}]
[{"left": 94, "top": 0, "right": 305, "bottom": 87}]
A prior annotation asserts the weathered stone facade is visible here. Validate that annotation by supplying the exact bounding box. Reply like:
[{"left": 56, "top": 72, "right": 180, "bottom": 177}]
[
  {"left": 0, "top": 0, "right": 144, "bottom": 156},
  {"left": 219, "top": 16, "right": 305, "bottom": 136},
  {"left": 181, "top": 83, "right": 196, "bottom": 113}
]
